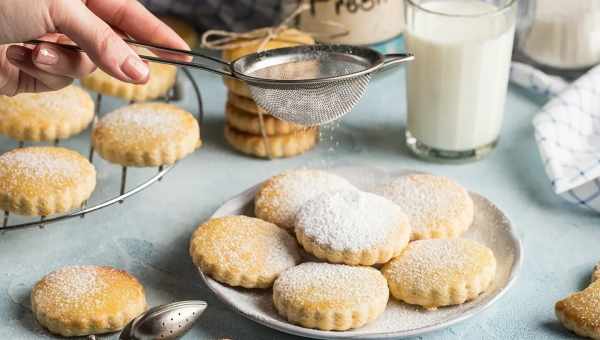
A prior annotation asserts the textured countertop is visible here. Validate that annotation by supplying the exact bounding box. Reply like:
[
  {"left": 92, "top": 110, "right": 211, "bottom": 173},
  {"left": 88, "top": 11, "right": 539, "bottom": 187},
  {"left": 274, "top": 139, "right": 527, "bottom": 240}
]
[{"left": 1, "top": 56, "right": 597, "bottom": 340}]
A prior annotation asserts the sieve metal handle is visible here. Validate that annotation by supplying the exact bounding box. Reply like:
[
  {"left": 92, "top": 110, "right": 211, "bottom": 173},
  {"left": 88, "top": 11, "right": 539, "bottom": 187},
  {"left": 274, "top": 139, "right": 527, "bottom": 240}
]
[
  {"left": 26, "top": 39, "right": 235, "bottom": 77},
  {"left": 379, "top": 53, "right": 415, "bottom": 73}
]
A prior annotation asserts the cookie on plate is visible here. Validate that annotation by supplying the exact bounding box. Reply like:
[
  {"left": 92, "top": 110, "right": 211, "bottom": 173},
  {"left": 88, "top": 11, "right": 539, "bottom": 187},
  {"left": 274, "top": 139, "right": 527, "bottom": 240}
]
[
  {"left": 556, "top": 279, "right": 600, "bottom": 339},
  {"left": 382, "top": 238, "right": 496, "bottom": 309},
  {"left": 254, "top": 169, "right": 356, "bottom": 230},
  {"left": 295, "top": 189, "right": 411, "bottom": 266},
  {"left": 224, "top": 124, "right": 317, "bottom": 159},
  {"left": 31, "top": 265, "right": 147, "bottom": 337},
  {"left": 190, "top": 216, "right": 301, "bottom": 288},
  {"left": 225, "top": 103, "right": 302, "bottom": 136},
  {"left": 92, "top": 103, "right": 201, "bottom": 167},
  {"left": 379, "top": 174, "right": 474, "bottom": 240},
  {"left": 0, "top": 85, "right": 94, "bottom": 142},
  {"left": 273, "top": 262, "right": 389, "bottom": 331},
  {"left": 0, "top": 147, "right": 96, "bottom": 216},
  {"left": 81, "top": 49, "right": 176, "bottom": 102}
]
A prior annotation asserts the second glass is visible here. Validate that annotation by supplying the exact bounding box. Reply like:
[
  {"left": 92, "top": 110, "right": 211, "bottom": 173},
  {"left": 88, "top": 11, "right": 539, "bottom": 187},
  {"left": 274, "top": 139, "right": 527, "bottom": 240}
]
[{"left": 404, "top": 0, "right": 517, "bottom": 162}]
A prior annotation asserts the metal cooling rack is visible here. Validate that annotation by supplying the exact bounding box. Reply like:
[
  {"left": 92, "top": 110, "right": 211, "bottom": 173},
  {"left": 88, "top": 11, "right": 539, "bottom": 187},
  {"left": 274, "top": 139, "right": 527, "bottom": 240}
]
[{"left": 1, "top": 68, "right": 203, "bottom": 232}]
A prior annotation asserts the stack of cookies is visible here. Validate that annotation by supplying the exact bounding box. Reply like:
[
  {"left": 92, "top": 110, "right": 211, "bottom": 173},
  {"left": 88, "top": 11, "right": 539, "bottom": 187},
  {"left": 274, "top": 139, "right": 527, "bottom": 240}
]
[{"left": 221, "top": 29, "right": 320, "bottom": 159}]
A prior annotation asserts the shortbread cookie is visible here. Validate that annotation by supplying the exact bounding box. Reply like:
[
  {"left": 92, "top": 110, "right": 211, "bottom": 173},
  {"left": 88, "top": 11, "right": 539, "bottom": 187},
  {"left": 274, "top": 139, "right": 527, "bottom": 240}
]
[
  {"left": 190, "top": 216, "right": 301, "bottom": 288},
  {"left": 31, "top": 265, "right": 147, "bottom": 337},
  {"left": 228, "top": 92, "right": 267, "bottom": 115},
  {"left": 160, "top": 16, "right": 198, "bottom": 48},
  {"left": 592, "top": 262, "right": 600, "bottom": 283},
  {"left": 0, "top": 147, "right": 96, "bottom": 216},
  {"left": 557, "top": 280, "right": 600, "bottom": 339},
  {"left": 224, "top": 125, "right": 317, "bottom": 159},
  {"left": 382, "top": 238, "right": 496, "bottom": 309},
  {"left": 82, "top": 50, "right": 176, "bottom": 101},
  {"left": 223, "top": 77, "right": 252, "bottom": 98},
  {"left": 295, "top": 190, "right": 411, "bottom": 266},
  {"left": 0, "top": 86, "right": 94, "bottom": 142},
  {"left": 273, "top": 262, "right": 389, "bottom": 331},
  {"left": 255, "top": 169, "right": 356, "bottom": 230},
  {"left": 225, "top": 103, "right": 302, "bottom": 136},
  {"left": 380, "top": 174, "right": 474, "bottom": 240},
  {"left": 222, "top": 28, "right": 315, "bottom": 62},
  {"left": 92, "top": 103, "right": 201, "bottom": 167}
]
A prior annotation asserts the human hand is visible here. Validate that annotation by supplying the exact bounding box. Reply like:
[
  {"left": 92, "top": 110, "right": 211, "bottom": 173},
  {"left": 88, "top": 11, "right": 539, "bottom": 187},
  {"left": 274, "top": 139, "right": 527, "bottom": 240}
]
[{"left": 0, "top": 0, "right": 189, "bottom": 96}]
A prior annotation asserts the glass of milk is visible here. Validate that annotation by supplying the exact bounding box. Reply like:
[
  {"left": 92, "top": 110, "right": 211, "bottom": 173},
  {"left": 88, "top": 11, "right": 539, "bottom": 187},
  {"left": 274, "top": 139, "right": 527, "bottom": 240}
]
[{"left": 404, "top": 0, "right": 517, "bottom": 162}]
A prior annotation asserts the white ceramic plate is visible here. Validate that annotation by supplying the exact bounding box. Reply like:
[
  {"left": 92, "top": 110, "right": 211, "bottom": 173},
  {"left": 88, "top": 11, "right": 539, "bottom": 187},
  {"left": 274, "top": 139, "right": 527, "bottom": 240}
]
[{"left": 197, "top": 166, "right": 523, "bottom": 339}]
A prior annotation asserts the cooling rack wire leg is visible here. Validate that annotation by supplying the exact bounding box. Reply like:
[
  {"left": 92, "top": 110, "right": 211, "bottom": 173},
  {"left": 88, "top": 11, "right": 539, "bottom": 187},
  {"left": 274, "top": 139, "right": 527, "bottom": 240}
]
[
  {"left": 2, "top": 211, "right": 9, "bottom": 228},
  {"left": 39, "top": 216, "right": 45, "bottom": 229},
  {"left": 119, "top": 166, "right": 128, "bottom": 203}
]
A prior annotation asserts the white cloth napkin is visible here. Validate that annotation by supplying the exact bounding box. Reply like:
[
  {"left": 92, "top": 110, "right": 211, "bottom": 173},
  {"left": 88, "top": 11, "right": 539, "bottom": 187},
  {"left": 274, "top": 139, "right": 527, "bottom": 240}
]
[{"left": 511, "top": 62, "right": 600, "bottom": 212}]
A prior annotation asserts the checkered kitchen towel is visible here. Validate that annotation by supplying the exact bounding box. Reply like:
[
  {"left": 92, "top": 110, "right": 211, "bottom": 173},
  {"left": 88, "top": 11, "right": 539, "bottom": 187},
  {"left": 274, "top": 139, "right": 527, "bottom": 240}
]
[{"left": 514, "top": 62, "right": 600, "bottom": 212}]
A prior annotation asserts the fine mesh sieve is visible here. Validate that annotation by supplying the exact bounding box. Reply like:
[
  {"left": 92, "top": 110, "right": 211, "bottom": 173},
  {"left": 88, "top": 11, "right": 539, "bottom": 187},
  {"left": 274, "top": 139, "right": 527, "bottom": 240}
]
[
  {"left": 229, "top": 44, "right": 412, "bottom": 126},
  {"left": 28, "top": 39, "right": 413, "bottom": 126}
]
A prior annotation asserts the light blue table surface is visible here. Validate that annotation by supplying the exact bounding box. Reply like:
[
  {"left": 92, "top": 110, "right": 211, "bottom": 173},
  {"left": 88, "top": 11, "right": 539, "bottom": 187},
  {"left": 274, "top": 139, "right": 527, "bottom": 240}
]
[{"left": 1, "top": 57, "right": 598, "bottom": 340}]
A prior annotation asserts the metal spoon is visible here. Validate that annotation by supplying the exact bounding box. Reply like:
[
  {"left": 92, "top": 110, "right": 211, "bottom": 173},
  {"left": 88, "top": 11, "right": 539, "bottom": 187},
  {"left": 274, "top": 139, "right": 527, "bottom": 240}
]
[
  {"left": 119, "top": 300, "right": 207, "bottom": 340},
  {"left": 85, "top": 300, "right": 208, "bottom": 340}
]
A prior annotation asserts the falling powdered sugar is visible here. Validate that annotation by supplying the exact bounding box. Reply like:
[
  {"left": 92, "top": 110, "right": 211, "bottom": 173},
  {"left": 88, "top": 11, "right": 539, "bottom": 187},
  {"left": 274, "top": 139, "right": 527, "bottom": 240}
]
[{"left": 295, "top": 190, "right": 408, "bottom": 251}]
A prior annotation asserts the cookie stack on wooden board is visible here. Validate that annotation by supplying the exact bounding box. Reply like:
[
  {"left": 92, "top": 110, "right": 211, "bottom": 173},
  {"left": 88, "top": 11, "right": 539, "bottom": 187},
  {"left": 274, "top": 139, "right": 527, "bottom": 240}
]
[{"left": 221, "top": 29, "right": 320, "bottom": 159}]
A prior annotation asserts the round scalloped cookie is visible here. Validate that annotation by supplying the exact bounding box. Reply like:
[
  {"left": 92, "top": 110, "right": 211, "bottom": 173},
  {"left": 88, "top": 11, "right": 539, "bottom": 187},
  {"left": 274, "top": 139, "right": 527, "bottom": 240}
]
[
  {"left": 92, "top": 102, "right": 201, "bottom": 167},
  {"left": 0, "top": 147, "right": 96, "bottom": 216},
  {"left": 224, "top": 124, "right": 317, "bottom": 159},
  {"left": 225, "top": 103, "right": 303, "bottom": 136},
  {"left": 273, "top": 262, "right": 389, "bottom": 331},
  {"left": 81, "top": 49, "right": 176, "bottom": 102},
  {"left": 379, "top": 174, "right": 474, "bottom": 240},
  {"left": 190, "top": 215, "right": 301, "bottom": 288},
  {"left": 31, "top": 265, "right": 147, "bottom": 337},
  {"left": 382, "top": 238, "right": 496, "bottom": 309},
  {"left": 295, "top": 189, "right": 411, "bottom": 266},
  {"left": 254, "top": 169, "right": 356, "bottom": 230},
  {"left": 0, "top": 85, "right": 94, "bottom": 141},
  {"left": 222, "top": 28, "right": 314, "bottom": 62}
]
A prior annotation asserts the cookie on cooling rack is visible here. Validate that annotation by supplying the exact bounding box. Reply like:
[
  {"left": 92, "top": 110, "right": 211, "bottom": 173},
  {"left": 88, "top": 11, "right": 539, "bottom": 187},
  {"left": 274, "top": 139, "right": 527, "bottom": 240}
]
[
  {"left": 159, "top": 16, "right": 198, "bottom": 48},
  {"left": 254, "top": 169, "right": 356, "bottom": 230},
  {"left": 556, "top": 278, "right": 600, "bottom": 339},
  {"left": 273, "top": 262, "right": 389, "bottom": 331},
  {"left": 92, "top": 102, "right": 201, "bottom": 167},
  {"left": 82, "top": 49, "right": 176, "bottom": 102},
  {"left": 31, "top": 265, "right": 147, "bottom": 337},
  {"left": 379, "top": 174, "right": 474, "bottom": 240},
  {"left": 226, "top": 103, "right": 303, "bottom": 136},
  {"left": 190, "top": 215, "right": 301, "bottom": 288},
  {"left": 0, "top": 85, "right": 94, "bottom": 142},
  {"left": 295, "top": 189, "right": 411, "bottom": 266},
  {"left": 224, "top": 124, "right": 318, "bottom": 159},
  {"left": 0, "top": 147, "right": 96, "bottom": 216},
  {"left": 382, "top": 238, "right": 496, "bottom": 310}
]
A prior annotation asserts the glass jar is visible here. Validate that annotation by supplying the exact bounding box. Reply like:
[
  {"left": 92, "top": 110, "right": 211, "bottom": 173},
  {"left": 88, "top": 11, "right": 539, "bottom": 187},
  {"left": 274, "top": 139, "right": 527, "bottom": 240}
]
[{"left": 516, "top": 0, "right": 600, "bottom": 77}]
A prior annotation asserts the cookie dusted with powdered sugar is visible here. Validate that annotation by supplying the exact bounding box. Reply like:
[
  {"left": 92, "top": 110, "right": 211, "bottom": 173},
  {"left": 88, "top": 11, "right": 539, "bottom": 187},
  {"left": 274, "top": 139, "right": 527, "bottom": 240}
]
[
  {"left": 379, "top": 174, "right": 474, "bottom": 240},
  {"left": 190, "top": 216, "right": 301, "bottom": 288},
  {"left": 31, "top": 265, "right": 147, "bottom": 337},
  {"left": 0, "top": 147, "right": 96, "bottom": 216},
  {"left": 254, "top": 169, "right": 357, "bottom": 230},
  {"left": 382, "top": 238, "right": 496, "bottom": 309},
  {"left": 273, "top": 262, "right": 389, "bottom": 331},
  {"left": 295, "top": 189, "right": 411, "bottom": 266}
]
